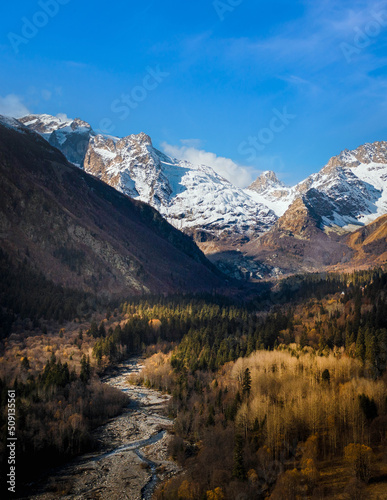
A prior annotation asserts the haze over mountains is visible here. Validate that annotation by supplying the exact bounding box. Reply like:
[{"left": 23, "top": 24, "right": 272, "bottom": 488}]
[{"left": 13, "top": 113, "right": 387, "bottom": 279}]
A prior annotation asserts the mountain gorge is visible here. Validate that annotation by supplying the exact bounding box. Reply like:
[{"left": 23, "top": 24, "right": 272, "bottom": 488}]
[
  {"left": 2, "top": 115, "right": 387, "bottom": 500},
  {"left": 16, "top": 113, "right": 387, "bottom": 279},
  {"left": 0, "top": 115, "right": 224, "bottom": 298}
]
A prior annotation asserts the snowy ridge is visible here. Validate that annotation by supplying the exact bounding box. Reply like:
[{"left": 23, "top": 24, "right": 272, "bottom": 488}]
[
  {"left": 19, "top": 113, "right": 74, "bottom": 138},
  {"left": 16, "top": 113, "right": 387, "bottom": 239},
  {"left": 19, "top": 114, "right": 95, "bottom": 167},
  {"left": 297, "top": 142, "right": 387, "bottom": 228},
  {"left": 84, "top": 133, "right": 277, "bottom": 238},
  {"left": 0, "top": 114, "right": 30, "bottom": 133},
  {"left": 248, "top": 143, "right": 387, "bottom": 229},
  {"left": 246, "top": 171, "right": 293, "bottom": 216}
]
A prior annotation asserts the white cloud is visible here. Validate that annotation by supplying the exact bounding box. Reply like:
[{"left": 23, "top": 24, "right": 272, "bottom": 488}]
[
  {"left": 0, "top": 94, "right": 30, "bottom": 118},
  {"left": 161, "top": 141, "right": 254, "bottom": 188},
  {"left": 56, "top": 113, "right": 70, "bottom": 122}
]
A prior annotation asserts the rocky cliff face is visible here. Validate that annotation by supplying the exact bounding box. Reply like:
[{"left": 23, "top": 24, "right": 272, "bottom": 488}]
[
  {"left": 297, "top": 142, "right": 387, "bottom": 228},
  {"left": 248, "top": 170, "right": 285, "bottom": 194},
  {"left": 343, "top": 214, "right": 387, "bottom": 267},
  {"left": 0, "top": 115, "right": 224, "bottom": 297},
  {"left": 83, "top": 132, "right": 277, "bottom": 245},
  {"left": 19, "top": 114, "right": 95, "bottom": 167},
  {"left": 18, "top": 113, "right": 387, "bottom": 278},
  {"left": 248, "top": 142, "right": 387, "bottom": 228},
  {"left": 241, "top": 142, "right": 387, "bottom": 275}
]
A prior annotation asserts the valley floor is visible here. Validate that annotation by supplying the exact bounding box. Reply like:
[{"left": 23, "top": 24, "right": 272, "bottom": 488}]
[{"left": 28, "top": 358, "right": 180, "bottom": 500}]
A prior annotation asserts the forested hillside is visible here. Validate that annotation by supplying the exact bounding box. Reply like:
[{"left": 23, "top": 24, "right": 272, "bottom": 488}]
[{"left": 1, "top": 267, "right": 386, "bottom": 498}]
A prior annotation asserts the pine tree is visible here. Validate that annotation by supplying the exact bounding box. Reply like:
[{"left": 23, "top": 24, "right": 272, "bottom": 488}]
[
  {"left": 232, "top": 434, "right": 246, "bottom": 480},
  {"left": 364, "top": 328, "right": 376, "bottom": 366},
  {"left": 80, "top": 355, "right": 91, "bottom": 383},
  {"left": 89, "top": 320, "right": 98, "bottom": 338},
  {"left": 355, "top": 328, "right": 365, "bottom": 362},
  {"left": 21, "top": 357, "right": 30, "bottom": 370},
  {"left": 99, "top": 322, "right": 106, "bottom": 338},
  {"left": 321, "top": 369, "right": 330, "bottom": 383},
  {"left": 242, "top": 368, "right": 252, "bottom": 398}
]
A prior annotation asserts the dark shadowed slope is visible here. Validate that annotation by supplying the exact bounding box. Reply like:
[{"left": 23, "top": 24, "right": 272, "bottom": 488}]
[{"left": 0, "top": 116, "right": 224, "bottom": 298}]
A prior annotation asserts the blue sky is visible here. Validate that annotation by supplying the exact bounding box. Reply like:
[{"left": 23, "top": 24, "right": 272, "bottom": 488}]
[{"left": 1, "top": 0, "right": 387, "bottom": 186}]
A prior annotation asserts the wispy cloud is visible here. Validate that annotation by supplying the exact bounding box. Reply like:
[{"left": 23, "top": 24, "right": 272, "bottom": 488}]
[
  {"left": 177, "top": 1, "right": 387, "bottom": 77},
  {"left": 180, "top": 138, "right": 203, "bottom": 148},
  {"left": 0, "top": 94, "right": 29, "bottom": 118},
  {"left": 56, "top": 113, "right": 71, "bottom": 121},
  {"left": 161, "top": 141, "right": 255, "bottom": 188}
]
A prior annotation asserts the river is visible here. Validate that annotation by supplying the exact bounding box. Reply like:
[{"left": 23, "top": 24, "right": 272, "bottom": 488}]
[{"left": 30, "top": 357, "right": 180, "bottom": 500}]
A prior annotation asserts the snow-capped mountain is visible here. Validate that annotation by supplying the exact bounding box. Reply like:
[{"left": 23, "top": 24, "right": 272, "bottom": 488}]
[
  {"left": 83, "top": 132, "right": 277, "bottom": 242},
  {"left": 299, "top": 142, "right": 387, "bottom": 229},
  {"left": 17, "top": 113, "right": 387, "bottom": 269},
  {"left": 246, "top": 171, "right": 294, "bottom": 216},
  {"left": 0, "top": 114, "right": 224, "bottom": 296},
  {"left": 248, "top": 142, "right": 387, "bottom": 230},
  {"left": 245, "top": 142, "right": 387, "bottom": 276},
  {"left": 19, "top": 114, "right": 94, "bottom": 167}
]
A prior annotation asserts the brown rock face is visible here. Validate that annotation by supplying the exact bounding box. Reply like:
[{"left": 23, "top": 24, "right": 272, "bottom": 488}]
[
  {"left": 244, "top": 199, "right": 387, "bottom": 277},
  {"left": 343, "top": 214, "right": 387, "bottom": 266},
  {"left": 243, "top": 196, "right": 353, "bottom": 275},
  {"left": 248, "top": 171, "right": 284, "bottom": 194},
  {"left": 272, "top": 198, "right": 321, "bottom": 239},
  {"left": 325, "top": 141, "right": 387, "bottom": 171}
]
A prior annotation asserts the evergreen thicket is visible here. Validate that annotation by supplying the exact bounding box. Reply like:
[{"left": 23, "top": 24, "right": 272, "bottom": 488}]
[
  {"left": 0, "top": 249, "right": 96, "bottom": 338},
  {"left": 1, "top": 264, "right": 386, "bottom": 498}
]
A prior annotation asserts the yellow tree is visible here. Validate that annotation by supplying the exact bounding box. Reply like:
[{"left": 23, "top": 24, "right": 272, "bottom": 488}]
[{"left": 206, "top": 487, "right": 225, "bottom": 500}]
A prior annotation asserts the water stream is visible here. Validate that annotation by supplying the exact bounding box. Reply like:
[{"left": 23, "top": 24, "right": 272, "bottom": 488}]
[{"left": 30, "top": 357, "right": 177, "bottom": 500}]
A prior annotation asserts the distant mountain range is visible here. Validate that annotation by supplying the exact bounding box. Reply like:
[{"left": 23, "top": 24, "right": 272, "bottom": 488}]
[
  {"left": 0, "top": 115, "right": 225, "bottom": 297},
  {"left": 15, "top": 113, "right": 387, "bottom": 278},
  {"left": 19, "top": 114, "right": 276, "bottom": 248}
]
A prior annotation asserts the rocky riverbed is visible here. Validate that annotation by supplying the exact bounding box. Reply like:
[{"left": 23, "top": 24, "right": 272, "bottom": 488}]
[{"left": 29, "top": 358, "right": 180, "bottom": 500}]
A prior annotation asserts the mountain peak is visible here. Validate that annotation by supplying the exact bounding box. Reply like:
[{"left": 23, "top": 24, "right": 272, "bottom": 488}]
[
  {"left": 17, "top": 111, "right": 387, "bottom": 273},
  {"left": 19, "top": 113, "right": 71, "bottom": 133},
  {"left": 18, "top": 113, "right": 94, "bottom": 167},
  {"left": 0, "top": 118, "right": 224, "bottom": 295},
  {"left": 325, "top": 140, "right": 387, "bottom": 172},
  {"left": 115, "top": 132, "right": 153, "bottom": 150},
  {"left": 136, "top": 132, "right": 152, "bottom": 145},
  {"left": 248, "top": 171, "right": 284, "bottom": 194}
]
